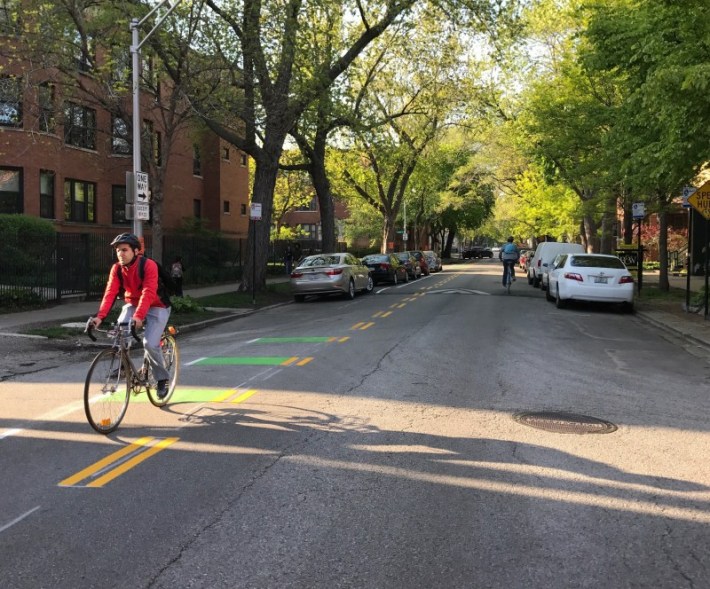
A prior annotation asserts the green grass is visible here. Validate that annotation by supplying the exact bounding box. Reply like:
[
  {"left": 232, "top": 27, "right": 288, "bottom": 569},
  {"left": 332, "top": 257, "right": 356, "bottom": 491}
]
[{"left": 194, "top": 282, "right": 292, "bottom": 308}]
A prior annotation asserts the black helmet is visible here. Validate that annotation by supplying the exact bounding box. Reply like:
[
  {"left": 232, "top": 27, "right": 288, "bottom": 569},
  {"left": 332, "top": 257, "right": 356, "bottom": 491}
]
[{"left": 110, "top": 233, "right": 141, "bottom": 249}]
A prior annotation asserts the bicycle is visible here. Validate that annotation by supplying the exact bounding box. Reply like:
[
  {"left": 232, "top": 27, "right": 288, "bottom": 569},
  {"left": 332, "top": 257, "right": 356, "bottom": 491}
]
[
  {"left": 83, "top": 319, "right": 180, "bottom": 434},
  {"left": 503, "top": 260, "right": 515, "bottom": 294}
]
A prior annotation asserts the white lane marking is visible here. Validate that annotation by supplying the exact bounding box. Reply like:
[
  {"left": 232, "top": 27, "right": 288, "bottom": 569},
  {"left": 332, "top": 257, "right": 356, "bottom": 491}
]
[
  {"left": 0, "top": 428, "right": 23, "bottom": 440},
  {"left": 185, "top": 356, "right": 207, "bottom": 366},
  {"left": 0, "top": 506, "right": 41, "bottom": 534}
]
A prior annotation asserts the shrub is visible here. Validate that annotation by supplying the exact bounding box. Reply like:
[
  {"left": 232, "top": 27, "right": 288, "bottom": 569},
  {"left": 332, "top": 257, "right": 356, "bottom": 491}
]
[
  {"left": 0, "top": 215, "right": 56, "bottom": 278},
  {"left": 169, "top": 295, "right": 205, "bottom": 313}
]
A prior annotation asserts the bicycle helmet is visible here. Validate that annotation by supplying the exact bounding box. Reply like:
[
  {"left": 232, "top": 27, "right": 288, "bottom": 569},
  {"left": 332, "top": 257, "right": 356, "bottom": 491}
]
[{"left": 110, "top": 233, "right": 141, "bottom": 249}]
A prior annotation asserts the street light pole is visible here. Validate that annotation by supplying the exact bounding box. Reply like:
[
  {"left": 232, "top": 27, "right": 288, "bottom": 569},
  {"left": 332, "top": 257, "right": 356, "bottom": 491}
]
[{"left": 130, "top": 0, "right": 181, "bottom": 239}]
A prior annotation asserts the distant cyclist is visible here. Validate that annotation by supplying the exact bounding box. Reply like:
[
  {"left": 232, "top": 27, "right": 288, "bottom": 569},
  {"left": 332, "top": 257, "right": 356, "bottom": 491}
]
[
  {"left": 499, "top": 236, "right": 520, "bottom": 287},
  {"left": 90, "top": 233, "right": 172, "bottom": 398}
]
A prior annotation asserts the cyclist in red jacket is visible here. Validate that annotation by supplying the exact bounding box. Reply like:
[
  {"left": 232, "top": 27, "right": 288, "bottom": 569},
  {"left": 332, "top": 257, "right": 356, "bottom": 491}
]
[{"left": 90, "top": 233, "right": 171, "bottom": 398}]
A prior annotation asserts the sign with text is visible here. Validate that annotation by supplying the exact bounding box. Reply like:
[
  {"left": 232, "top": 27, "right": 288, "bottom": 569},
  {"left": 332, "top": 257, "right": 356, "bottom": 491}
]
[
  {"left": 632, "top": 202, "right": 645, "bottom": 219},
  {"left": 135, "top": 172, "right": 149, "bottom": 203},
  {"left": 687, "top": 180, "right": 710, "bottom": 219},
  {"left": 250, "top": 203, "right": 262, "bottom": 220}
]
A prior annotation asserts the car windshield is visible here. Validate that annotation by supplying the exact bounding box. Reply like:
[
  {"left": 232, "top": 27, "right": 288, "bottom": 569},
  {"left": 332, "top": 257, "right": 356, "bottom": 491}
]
[
  {"left": 300, "top": 254, "right": 342, "bottom": 267},
  {"left": 363, "top": 255, "right": 388, "bottom": 263},
  {"left": 396, "top": 254, "right": 409, "bottom": 261},
  {"left": 570, "top": 255, "right": 625, "bottom": 269}
]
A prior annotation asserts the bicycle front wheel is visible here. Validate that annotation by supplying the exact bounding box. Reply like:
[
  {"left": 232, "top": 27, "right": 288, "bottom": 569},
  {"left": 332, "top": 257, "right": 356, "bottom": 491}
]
[
  {"left": 146, "top": 335, "right": 180, "bottom": 407},
  {"left": 84, "top": 349, "right": 130, "bottom": 434}
]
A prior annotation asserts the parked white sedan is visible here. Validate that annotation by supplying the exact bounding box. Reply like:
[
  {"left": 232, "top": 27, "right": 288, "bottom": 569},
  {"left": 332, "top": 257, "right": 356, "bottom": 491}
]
[
  {"left": 546, "top": 253, "right": 635, "bottom": 312},
  {"left": 291, "top": 252, "right": 373, "bottom": 302}
]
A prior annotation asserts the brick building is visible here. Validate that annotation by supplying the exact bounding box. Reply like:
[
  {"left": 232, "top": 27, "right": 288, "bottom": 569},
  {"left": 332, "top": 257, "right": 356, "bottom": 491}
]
[{"left": 0, "top": 14, "right": 250, "bottom": 239}]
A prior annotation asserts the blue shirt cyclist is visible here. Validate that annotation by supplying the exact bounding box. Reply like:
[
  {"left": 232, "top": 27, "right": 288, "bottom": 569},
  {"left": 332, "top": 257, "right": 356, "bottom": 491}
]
[{"left": 499, "top": 237, "right": 520, "bottom": 286}]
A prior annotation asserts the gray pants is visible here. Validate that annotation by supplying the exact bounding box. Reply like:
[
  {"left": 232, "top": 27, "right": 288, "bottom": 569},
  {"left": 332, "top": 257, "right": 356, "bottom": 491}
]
[{"left": 117, "top": 304, "right": 171, "bottom": 382}]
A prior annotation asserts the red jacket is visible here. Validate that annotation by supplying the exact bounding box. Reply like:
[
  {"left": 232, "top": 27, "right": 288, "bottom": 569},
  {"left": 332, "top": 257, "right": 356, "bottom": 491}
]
[{"left": 97, "top": 255, "right": 167, "bottom": 322}]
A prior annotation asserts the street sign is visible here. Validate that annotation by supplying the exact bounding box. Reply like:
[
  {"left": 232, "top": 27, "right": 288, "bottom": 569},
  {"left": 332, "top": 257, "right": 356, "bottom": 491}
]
[
  {"left": 402, "top": 231, "right": 408, "bottom": 241},
  {"left": 134, "top": 202, "right": 150, "bottom": 220},
  {"left": 687, "top": 180, "right": 710, "bottom": 219},
  {"left": 682, "top": 185, "right": 696, "bottom": 208},
  {"left": 135, "top": 172, "right": 149, "bottom": 203},
  {"left": 632, "top": 202, "right": 645, "bottom": 219},
  {"left": 250, "top": 203, "right": 262, "bottom": 220}
]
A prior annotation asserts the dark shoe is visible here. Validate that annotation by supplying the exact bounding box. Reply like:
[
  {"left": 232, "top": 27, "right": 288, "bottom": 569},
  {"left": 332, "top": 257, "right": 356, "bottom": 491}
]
[{"left": 157, "top": 380, "right": 168, "bottom": 399}]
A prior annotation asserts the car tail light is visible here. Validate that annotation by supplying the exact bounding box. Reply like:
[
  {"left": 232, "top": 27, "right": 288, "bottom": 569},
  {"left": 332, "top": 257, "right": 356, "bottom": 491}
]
[
  {"left": 291, "top": 271, "right": 303, "bottom": 278},
  {"left": 325, "top": 268, "right": 343, "bottom": 276},
  {"left": 619, "top": 275, "right": 634, "bottom": 284},
  {"left": 379, "top": 264, "right": 390, "bottom": 270},
  {"left": 564, "top": 272, "right": 583, "bottom": 282}
]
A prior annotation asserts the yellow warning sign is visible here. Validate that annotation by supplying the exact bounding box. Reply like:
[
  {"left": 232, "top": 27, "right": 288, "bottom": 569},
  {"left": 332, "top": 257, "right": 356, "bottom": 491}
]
[{"left": 688, "top": 180, "right": 710, "bottom": 219}]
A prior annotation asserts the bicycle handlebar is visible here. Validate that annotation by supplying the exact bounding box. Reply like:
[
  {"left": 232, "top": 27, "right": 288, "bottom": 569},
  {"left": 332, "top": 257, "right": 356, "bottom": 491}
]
[{"left": 85, "top": 318, "right": 141, "bottom": 343}]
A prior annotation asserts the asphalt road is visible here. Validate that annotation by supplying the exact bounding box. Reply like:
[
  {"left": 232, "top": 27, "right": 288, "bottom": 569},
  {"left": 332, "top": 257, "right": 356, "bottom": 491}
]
[{"left": 1, "top": 261, "right": 709, "bottom": 588}]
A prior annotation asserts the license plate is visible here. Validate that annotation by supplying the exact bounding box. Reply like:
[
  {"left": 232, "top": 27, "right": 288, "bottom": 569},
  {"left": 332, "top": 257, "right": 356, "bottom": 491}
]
[
  {"left": 594, "top": 276, "right": 608, "bottom": 284},
  {"left": 307, "top": 274, "right": 320, "bottom": 280}
]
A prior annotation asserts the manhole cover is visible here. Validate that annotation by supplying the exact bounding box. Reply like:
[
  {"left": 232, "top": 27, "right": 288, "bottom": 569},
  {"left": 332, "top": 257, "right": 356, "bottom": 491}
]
[{"left": 513, "top": 411, "right": 617, "bottom": 434}]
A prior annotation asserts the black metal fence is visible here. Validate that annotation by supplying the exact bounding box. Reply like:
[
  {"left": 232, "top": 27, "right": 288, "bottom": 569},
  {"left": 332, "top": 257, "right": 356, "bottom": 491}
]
[{"left": 0, "top": 232, "right": 341, "bottom": 304}]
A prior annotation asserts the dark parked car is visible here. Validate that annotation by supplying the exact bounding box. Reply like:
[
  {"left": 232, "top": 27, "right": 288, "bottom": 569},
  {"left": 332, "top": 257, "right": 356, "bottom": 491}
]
[
  {"left": 408, "top": 250, "right": 430, "bottom": 275},
  {"left": 463, "top": 246, "right": 493, "bottom": 259},
  {"left": 395, "top": 252, "right": 420, "bottom": 280},
  {"left": 362, "top": 253, "right": 409, "bottom": 285}
]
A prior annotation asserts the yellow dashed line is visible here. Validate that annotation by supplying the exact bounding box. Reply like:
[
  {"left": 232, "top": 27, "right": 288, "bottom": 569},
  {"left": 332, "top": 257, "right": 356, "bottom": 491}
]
[
  {"left": 351, "top": 322, "right": 365, "bottom": 330},
  {"left": 338, "top": 337, "right": 350, "bottom": 343},
  {"left": 281, "top": 357, "right": 299, "bottom": 366},
  {"left": 373, "top": 311, "right": 383, "bottom": 317},
  {"left": 381, "top": 311, "right": 392, "bottom": 318},
  {"left": 397, "top": 303, "right": 406, "bottom": 308},
  {"left": 296, "top": 357, "right": 314, "bottom": 366},
  {"left": 360, "top": 322, "right": 375, "bottom": 330},
  {"left": 231, "top": 389, "right": 258, "bottom": 403},
  {"left": 211, "top": 388, "right": 240, "bottom": 402}
]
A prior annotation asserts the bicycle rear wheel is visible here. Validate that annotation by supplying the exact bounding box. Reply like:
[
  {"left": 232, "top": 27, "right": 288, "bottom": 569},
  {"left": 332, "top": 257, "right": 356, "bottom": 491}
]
[
  {"left": 84, "top": 349, "right": 130, "bottom": 434},
  {"left": 146, "top": 335, "right": 179, "bottom": 407}
]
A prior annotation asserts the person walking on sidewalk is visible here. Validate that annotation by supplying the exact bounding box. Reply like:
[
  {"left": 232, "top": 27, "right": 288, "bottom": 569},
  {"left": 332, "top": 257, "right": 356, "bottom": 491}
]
[
  {"left": 90, "top": 233, "right": 172, "bottom": 398},
  {"left": 171, "top": 256, "right": 185, "bottom": 297}
]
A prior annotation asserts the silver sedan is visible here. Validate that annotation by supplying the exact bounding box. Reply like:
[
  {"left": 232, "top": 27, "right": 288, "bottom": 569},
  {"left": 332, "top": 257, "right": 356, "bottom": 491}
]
[{"left": 291, "top": 253, "right": 373, "bottom": 302}]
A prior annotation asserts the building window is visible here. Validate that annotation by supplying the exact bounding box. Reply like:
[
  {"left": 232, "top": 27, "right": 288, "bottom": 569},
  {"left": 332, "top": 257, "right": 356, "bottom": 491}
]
[
  {"left": 64, "top": 179, "right": 96, "bottom": 222},
  {"left": 112, "top": 116, "right": 131, "bottom": 155},
  {"left": 222, "top": 147, "right": 230, "bottom": 160},
  {"left": 300, "top": 223, "right": 321, "bottom": 240},
  {"left": 40, "top": 170, "right": 54, "bottom": 218},
  {"left": 0, "top": 167, "right": 22, "bottom": 214},
  {"left": 64, "top": 102, "right": 96, "bottom": 150},
  {"left": 38, "top": 82, "right": 55, "bottom": 133},
  {"left": 112, "top": 185, "right": 129, "bottom": 225},
  {"left": 193, "top": 199, "right": 201, "bottom": 218},
  {"left": 240, "top": 203, "right": 247, "bottom": 215},
  {"left": 240, "top": 153, "right": 247, "bottom": 166},
  {"left": 0, "top": 75, "right": 22, "bottom": 128},
  {"left": 70, "top": 29, "right": 94, "bottom": 73},
  {"left": 296, "top": 196, "right": 318, "bottom": 212},
  {"left": 223, "top": 200, "right": 230, "bottom": 214},
  {"left": 193, "top": 144, "right": 202, "bottom": 176}
]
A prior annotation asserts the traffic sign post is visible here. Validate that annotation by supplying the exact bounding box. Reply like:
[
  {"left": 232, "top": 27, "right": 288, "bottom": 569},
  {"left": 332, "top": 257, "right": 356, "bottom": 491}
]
[{"left": 249, "top": 203, "right": 262, "bottom": 304}]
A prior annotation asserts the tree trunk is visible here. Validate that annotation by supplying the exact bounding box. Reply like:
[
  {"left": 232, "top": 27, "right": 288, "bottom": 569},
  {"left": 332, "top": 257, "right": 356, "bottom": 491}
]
[
  {"left": 381, "top": 215, "right": 397, "bottom": 253},
  {"left": 240, "top": 147, "right": 282, "bottom": 293},
  {"left": 310, "top": 156, "right": 336, "bottom": 253},
  {"left": 582, "top": 215, "right": 598, "bottom": 252},
  {"left": 443, "top": 226, "right": 457, "bottom": 257}
]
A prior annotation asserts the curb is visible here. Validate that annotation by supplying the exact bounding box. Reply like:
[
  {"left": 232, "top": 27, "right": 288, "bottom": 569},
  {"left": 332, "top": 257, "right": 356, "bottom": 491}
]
[{"left": 635, "top": 311, "right": 710, "bottom": 352}]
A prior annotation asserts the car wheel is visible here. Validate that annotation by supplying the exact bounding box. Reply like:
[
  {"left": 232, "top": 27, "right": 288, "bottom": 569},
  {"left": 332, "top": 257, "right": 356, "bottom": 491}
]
[
  {"left": 555, "top": 287, "right": 566, "bottom": 309},
  {"left": 393, "top": 273, "right": 398, "bottom": 285},
  {"left": 546, "top": 285, "right": 554, "bottom": 302},
  {"left": 404, "top": 271, "right": 410, "bottom": 283},
  {"left": 533, "top": 275, "right": 540, "bottom": 288},
  {"left": 621, "top": 301, "right": 634, "bottom": 314},
  {"left": 365, "top": 275, "right": 374, "bottom": 293},
  {"left": 345, "top": 279, "right": 356, "bottom": 300},
  {"left": 527, "top": 273, "right": 533, "bottom": 285},
  {"left": 294, "top": 294, "right": 305, "bottom": 303}
]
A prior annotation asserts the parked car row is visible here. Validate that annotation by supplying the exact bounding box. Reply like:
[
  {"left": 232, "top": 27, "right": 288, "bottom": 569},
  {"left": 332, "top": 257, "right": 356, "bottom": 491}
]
[
  {"left": 292, "top": 249, "right": 442, "bottom": 301},
  {"left": 524, "top": 242, "right": 635, "bottom": 312},
  {"left": 462, "top": 246, "right": 493, "bottom": 259}
]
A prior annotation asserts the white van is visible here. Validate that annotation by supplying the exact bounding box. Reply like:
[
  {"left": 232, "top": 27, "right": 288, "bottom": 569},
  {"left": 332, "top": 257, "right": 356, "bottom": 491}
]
[{"left": 528, "top": 242, "right": 585, "bottom": 289}]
